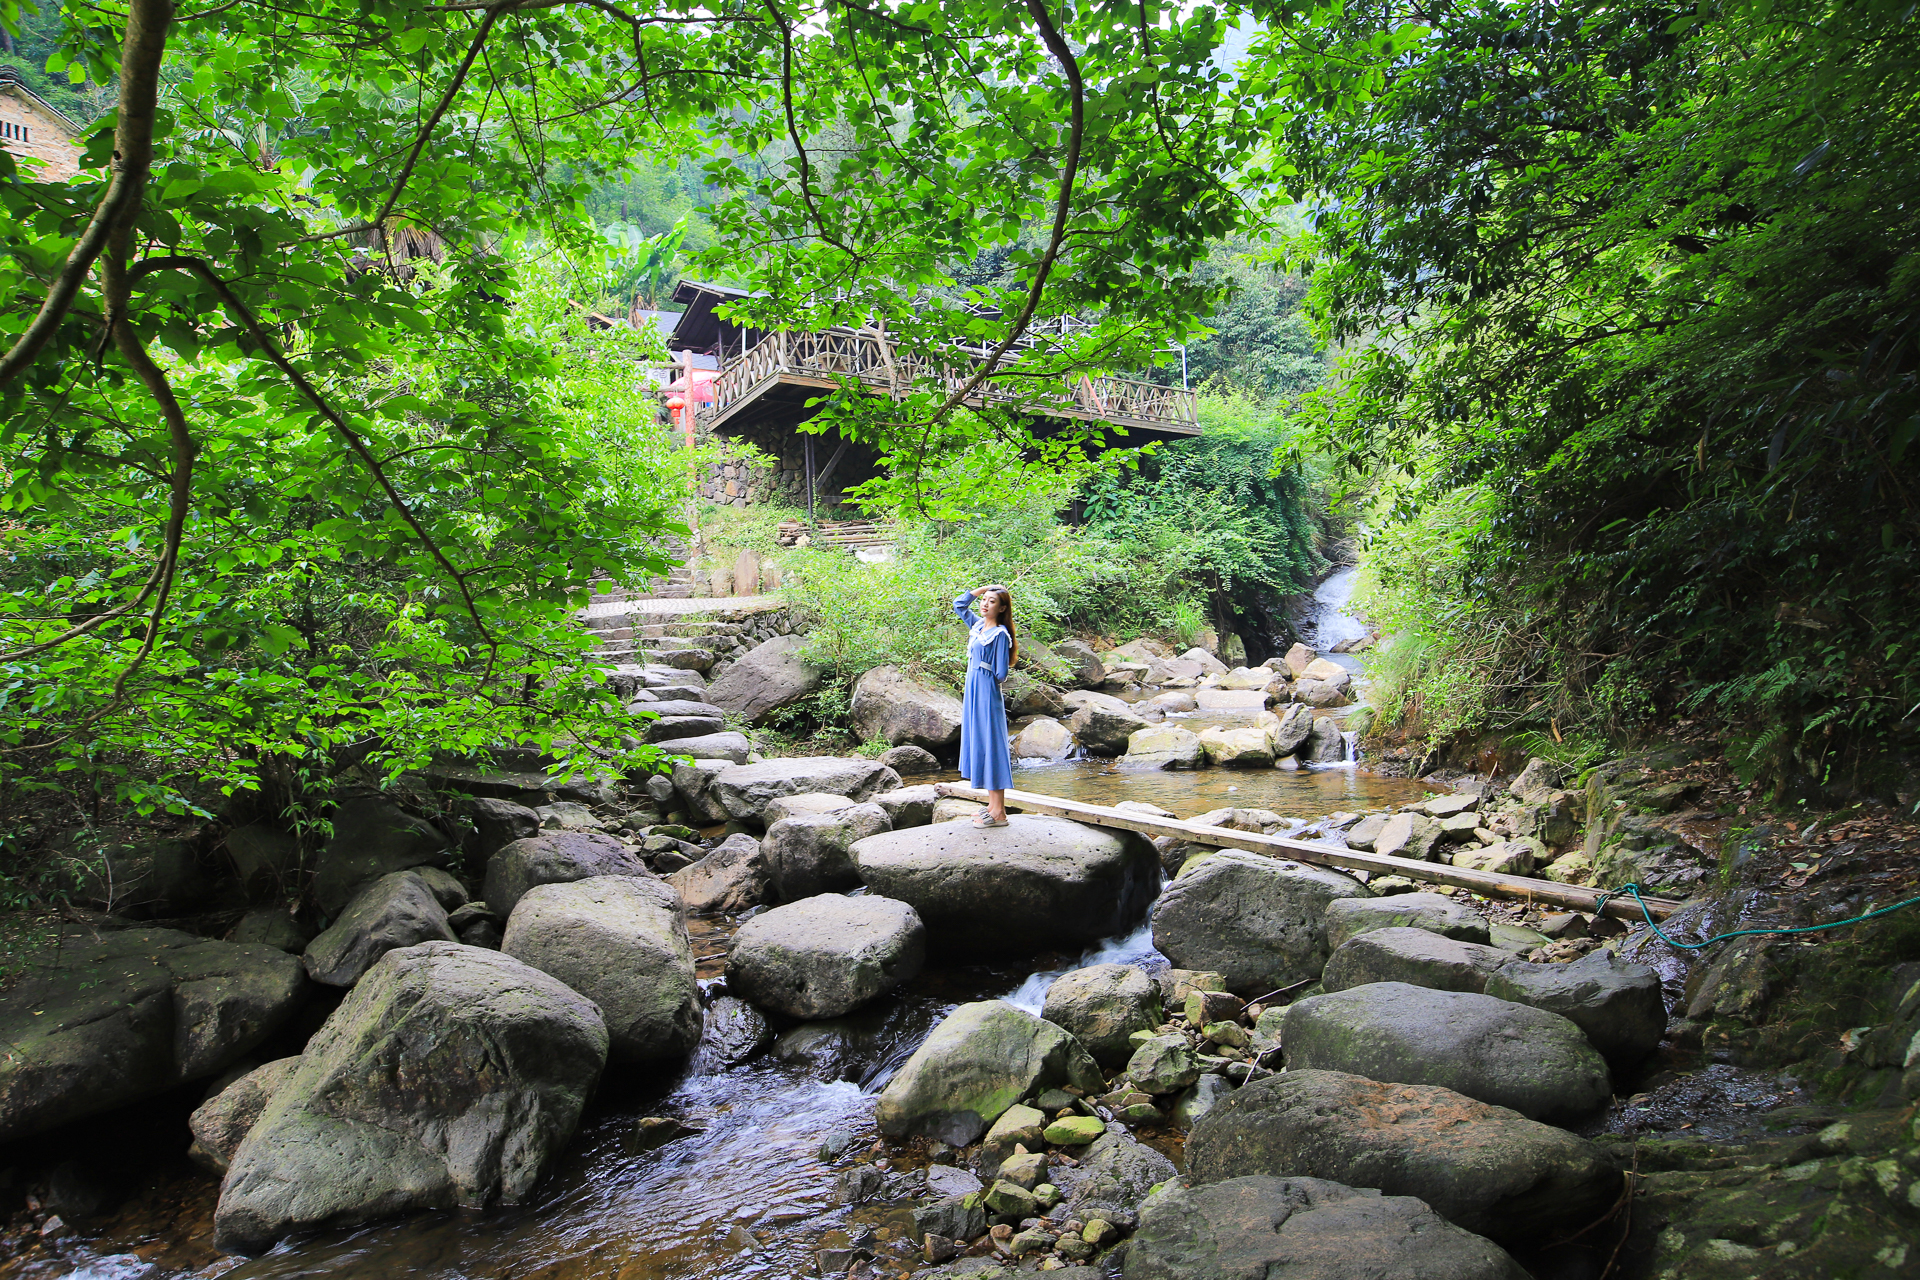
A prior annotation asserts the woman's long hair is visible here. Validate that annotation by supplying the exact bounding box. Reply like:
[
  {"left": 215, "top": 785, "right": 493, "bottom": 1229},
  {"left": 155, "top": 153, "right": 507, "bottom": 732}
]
[{"left": 984, "top": 587, "right": 1019, "bottom": 667}]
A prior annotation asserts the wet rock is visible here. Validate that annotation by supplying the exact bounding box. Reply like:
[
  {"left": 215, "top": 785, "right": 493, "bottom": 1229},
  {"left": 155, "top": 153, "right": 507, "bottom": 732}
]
[
  {"left": 483, "top": 831, "right": 651, "bottom": 918},
  {"left": 852, "top": 666, "right": 965, "bottom": 751},
  {"left": 653, "top": 731, "right": 753, "bottom": 765},
  {"left": 1322, "top": 894, "right": 1490, "bottom": 950},
  {"left": 1063, "top": 695, "right": 1152, "bottom": 757},
  {"left": 1187, "top": 1070, "right": 1619, "bottom": 1242},
  {"left": 697, "top": 995, "right": 772, "bottom": 1068},
  {"left": 1064, "top": 1130, "right": 1175, "bottom": 1213},
  {"left": 1372, "top": 812, "right": 1442, "bottom": 860},
  {"left": 0, "top": 925, "right": 307, "bottom": 1142},
  {"left": 214, "top": 942, "right": 607, "bottom": 1253},
  {"left": 700, "top": 757, "right": 902, "bottom": 826},
  {"left": 729, "top": 894, "right": 926, "bottom": 1019},
  {"left": 1011, "top": 717, "right": 1077, "bottom": 760},
  {"left": 915, "top": 1194, "right": 987, "bottom": 1242},
  {"left": 877, "top": 744, "right": 942, "bottom": 775},
  {"left": 1173, "top": 1075, "right": 1234, "bottom": 1127},
  {"left": 1301, "top": 716, "right": 1348, "bottom": 761},
  {"left": 1041, "top": 964, "right": 1161, "bottom": 1066},
  {"left": 1260, "top": 704, "right": 1315, "bottom": 757},
  {"left": 1127, "top": 1036, "right": 1201, "bottom": 1094},
  {"left": 1452, "top": 841, "right": 1537, "bottom": 876},
  {"left": 1283, "top": 982, "right": 1611, "bottom": 1123},
  {"left": 502, "top": 875, "right": 700, "bottom": 1063},
  {"left": 1123, "top": 724, "right": 1204, "bottom": 769},
  {"left": 666, "top": 832, "right": 769, "bottom": 913},
  {"left": 303, "top": 871, "right": 457, "bottom": 987},
  {"left": 188, "top": 1057, "right": 300, "bottom": 1174},
  {"left": 853, "top": 815, "right": 1159, "bottom": 953},
  {"left": 926, "top": 1164, "right": 985, "bottom": 1198},
  {"left": 1321, "top": 927, "right": 1514, "bottom": 996},
  {"left": 763, "top": 805, "right": 892, "bottom": 900},
  {"left": 312, "top": 794, "right": 453, "bottom": 915},
  {"left": 875, "top": 1000, "right": 1103, "bottom": 1145},
  {"left": 1484, "top": 949, "right": 1666, "bottom": 1066},
  {"left": 233, "top": 907, "right": 312, "bottom": 954},
  {"left": 1198, "top": 726, "right": 1273, "bottom": 768},
  {"left": 873, "top": 784, "right": 941, "bottom": 829},
  {"left": 703, "top": 633, "right": 824, "bottom": 725},
  {"left": 1129, "top": 1175, "right": 1530, "bottom": 1280},
  {"left": 1152, "top": 850, "right": 1370, "bottom": 996}
]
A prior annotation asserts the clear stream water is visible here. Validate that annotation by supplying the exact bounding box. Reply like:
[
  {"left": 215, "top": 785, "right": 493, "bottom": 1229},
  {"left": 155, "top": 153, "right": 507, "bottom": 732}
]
[{"left": 14, "top": 578, "right": 1441, "bottom": 1280}]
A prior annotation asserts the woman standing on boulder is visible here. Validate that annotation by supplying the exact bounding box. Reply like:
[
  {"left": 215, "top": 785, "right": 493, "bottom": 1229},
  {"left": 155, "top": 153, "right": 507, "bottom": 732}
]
[{"left": 953, "top": 584, "right": 1016, "bottom": 827}]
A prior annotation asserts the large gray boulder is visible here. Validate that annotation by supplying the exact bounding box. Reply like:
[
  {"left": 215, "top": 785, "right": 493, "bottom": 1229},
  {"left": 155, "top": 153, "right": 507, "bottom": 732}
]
[
  {"left": 1123, "top": 724, "right": 1204, "bottom": 770},
  {"left": 852, "top": 815, "right": 1159, "bottom": 953},
  {"left": 874, "top": 1000, "right": 1103, "bottom": 1144},
  {"left": 188, "top": 1057, "right": 301, "bottom": 1174},
  {"left": 312, "top": 794, "right": 453, "bottom": 915},
  {"left": 652, "top": 731, "right": 752, "bottom": 764},
  {"left": 1300, "top": 716, "right": 1348, "bottom": 762},
  {"left": 762, "top": 804, "right": 892, "bottom": 900},
  {"left": 1062, "top": 1130, "right": 1178, "bottom": 1212},
  {"left": 1373, "top": 812, "right": 1443, "bottom": 860},
  {"left": 0, "top": 926, "right": 307, "bottom": 1143},
  {"left": 1152, "top": 850, "right": 1370, "bottom": 997},
  {"left": 729, "top": 894, "right": 926, "bottom": 1019},
  {"left": 1128, "top": 1176, "right": 1530, "bottom": 1280},
  {"left": 1052, "top": 638, "right": 1106, "bottom": 687},
  {"left": 873, "top": 784, "right": 940, "bottom": 829},
  {"left": 303, "top": 870, "right": 457, "bottom": 987},
  {"left": 1323, "top": 894, "right": 1490, "bottom": 951},
  {"left": 640, "top": 713, "right": 727, "bottom": 743},
  {"left": 1064, "top": 693, "right": 1151, "bottom": 756},
  {"left": 665, "top": 832, "right": 768, "bottom": 913},
  {"left": 213, "top": 942, "right": 607, "bottom": 1253},
  {"left": 1321, "top": 927, "right": 1514, "bottom": 996},
  {"left": 483, "top": 831, "right": 651, "bottom": 918},
  {"left": 1198, "top": 726, "right": 1273, "bottom": 768},
  {"left": 1283, "top": 982, "right": 1611, "bottom": 1122},
  {"left": 1483, "top": 949, "right": 1667, "bottom": 1066},
  {"left": 502, "top": 876, "right": 700, "bottom": 1063},
  {"left": 1041, "top": 963, "right": 1161, "bottom": 1066},
  {"left": 702, "top": 757, "right": 902, "bottom": 826},
  {"left": 1011, "top": 717, "right": 1076, "bottom": 760},
  {"left": 460, "top": 798, "right": 539, "bottom": 860},
  {"left": 702, "top": 633, "right": 824, "bottom": 725},
  {"left": 1186, "top": 1070, "right": 1620, "bottom": 1243},
  {"left": 1261, "top": 703, "right": 1315, "bottom": 757},
  {"left": 850, "top": 666, "right": 964, "bottom": 751}
]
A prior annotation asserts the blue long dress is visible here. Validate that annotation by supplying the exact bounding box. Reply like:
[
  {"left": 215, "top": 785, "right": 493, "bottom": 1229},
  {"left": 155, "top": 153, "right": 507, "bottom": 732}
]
[{"left": 954, "top": 591, "right": 1014, "bottom": 790}]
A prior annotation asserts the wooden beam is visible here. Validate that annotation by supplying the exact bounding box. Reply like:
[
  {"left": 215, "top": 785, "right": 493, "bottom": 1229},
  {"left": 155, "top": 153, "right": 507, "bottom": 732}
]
[{"left": 942, "top": 786, "right": 1681, "bottom": 923}]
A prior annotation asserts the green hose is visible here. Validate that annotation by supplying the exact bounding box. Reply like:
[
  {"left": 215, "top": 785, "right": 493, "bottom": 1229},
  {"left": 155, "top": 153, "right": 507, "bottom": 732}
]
[{"left": 1600, "top": 882, "right": 1920, "bottom": 951}]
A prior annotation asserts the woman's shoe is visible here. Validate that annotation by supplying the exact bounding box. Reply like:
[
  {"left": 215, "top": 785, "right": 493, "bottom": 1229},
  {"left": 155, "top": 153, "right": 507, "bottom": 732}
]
[{"left": 971, "top": 813, "right": 1009, "bottom": 828}]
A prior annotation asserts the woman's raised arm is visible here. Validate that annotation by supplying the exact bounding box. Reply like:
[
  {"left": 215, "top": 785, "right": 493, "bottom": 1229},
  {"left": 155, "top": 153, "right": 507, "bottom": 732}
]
[{"left": 953, "top": 589, "right": 976, "bottom": 624}]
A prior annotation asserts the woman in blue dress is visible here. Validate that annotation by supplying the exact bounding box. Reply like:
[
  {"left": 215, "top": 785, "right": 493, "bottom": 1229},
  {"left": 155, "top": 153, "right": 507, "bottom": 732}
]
[{"left": 953, "top": 584, "right": 1016, "bottom": 827}]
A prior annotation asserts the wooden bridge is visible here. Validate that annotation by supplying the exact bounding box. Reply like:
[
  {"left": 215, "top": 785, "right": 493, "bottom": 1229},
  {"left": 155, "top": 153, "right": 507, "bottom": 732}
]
[{"left": 694, "top": 326, "right": 1200, "bottom": 441}]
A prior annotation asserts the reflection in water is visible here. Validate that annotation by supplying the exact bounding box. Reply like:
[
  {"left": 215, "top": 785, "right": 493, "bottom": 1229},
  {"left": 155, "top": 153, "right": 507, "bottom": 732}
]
[{"left": 1003, "top": 752, "right": 1434, "bottom": 819}]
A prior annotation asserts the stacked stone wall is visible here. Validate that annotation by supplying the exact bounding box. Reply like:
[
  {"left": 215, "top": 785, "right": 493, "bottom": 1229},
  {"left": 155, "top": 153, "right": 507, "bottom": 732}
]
[{"left": 0, "top": 85, "right": 80, "bottom": 181}]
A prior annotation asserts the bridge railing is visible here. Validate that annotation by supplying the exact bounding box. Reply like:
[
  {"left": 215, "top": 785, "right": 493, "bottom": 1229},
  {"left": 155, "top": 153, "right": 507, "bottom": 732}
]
[{"left": 697, "top": 328, "right": 1198, "bottom": 432}]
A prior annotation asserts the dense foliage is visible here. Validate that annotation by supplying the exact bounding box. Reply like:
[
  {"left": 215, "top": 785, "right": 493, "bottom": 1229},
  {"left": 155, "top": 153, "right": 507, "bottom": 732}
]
[{"left": 1270, "top": 0, "right": 1920, "bottom": 796}]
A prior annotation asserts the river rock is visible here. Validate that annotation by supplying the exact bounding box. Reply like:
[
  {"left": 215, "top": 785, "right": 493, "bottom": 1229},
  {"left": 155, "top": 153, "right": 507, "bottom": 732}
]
[
  {"left": 1322, "top": 894, "right": 1491, "bottom": 950},
  {"left": 502, "top": 876, "right": 700, "bottom": 1062},
  {"left": 851, "top": 665, "right": 965, "bottom": 750},
  {"left": 630, "top": 697, "right": 726, "bottom": 720},
  {"left": 1062, "top": 1129, "right": 1178, "bottom": 1212},
  {"left": 1041, "top": 964, "right": 1160, "bottom": 1065},
  {"left": 1299, "top": 658, "right": 1350, "bottom": 685},
  {"left": 653, "top": 731, "right": 752, "bottom": 764},
  {"left": 1453, "top": 841, "right": 1537, "bottom": 875},
  {"left": 762, "top": 804, "right": 892, "bottom": 900},
  {"left": 931, "top": 797, "right": 986, "bottom": 823},
  {"left": 1293, "top": 678, "right": 1352, "bottom": 709},
  {"left": 1180, "top": 646, "right": 1228, "bottom": 675},
  {"left": 1301, "top": 716, "right": 1348, "bottom": 763},
  {"left": 1011, "top": 716, "right": 1076, "bottom": 760},
  {"left": 303, "top": 871, "right": 457, "bottom": 986},
  {"left": 852, "top": 815, "right": 1159, "bottom": 952},
  {"left": 873, "top": 784, "right": 940, "bottom": 828},
  {"left": 1174, "top": 1074, "right": 1235, "bottom": 1127},
  {"left": 1064, "top": 696, "right": 1152, "bottom": 756},
  {"left": 188, "top": 1057, "right": 301, "bottom": 1174},
  {"left": 1127, "top": 1035, "right": 1201, "bottom": 1094},
  {"left": 1373, "top": 812, "right": 1442, "bottom": 860},
  {"left": 233, "top": 907, "right": 311, "bottom": 953},
  {"left": 1050, "top": 638, "right": 1105, "bottom": 687},
  {"left": 0, "top": 925, "right": 307, "bottom": 1143},
  {"left": 1198, "top": 726, "right": 1273, "bottom": 768},
  {"left": 1153, "top": 850, "right": 1370, "bottom": 996},
  {"left": 703, "top": 633, "right": 824, "bottom": 725},
  {"left": 1482, "top": 949, "right": 1666, "bottom": 1066},
  {"left": 1003, "top": 669, "right": 1068, "bottom": 718},
  {"left": 1195, "top": 687, "right": 1266, "bottom": 710},
  {"left": 312, "top": 794, "right": 453, "bottom": 915},
  {"left": 703, "top": 757, "right": 902, "bottom": 826},
  {"left": 729, "top": 894, "right": 927, "bottom": 1019},
  {"left": 641, "top": 713, "right": 727, "bottom": 743},
  {"left": 763, "top": 792, "right": 854, "bottom": 823},
  {"left": 874, "top": 1000, "right": 1103, "bottom": 1144},
  {"left": 1259, "top": 703, "right": 1314, "bottom": 757},
  {"left": 1186, "top": 1070, "right": 1617, "bottom": 1242},
  {"left": 1123, "top": 724, "right": 1204, "bottom": 769},
  {"left": 1321, "top": 927, "right": 1514, "bottom": 996},
  {"left": 697, "top": 995, "right": 772, "bottom": 1069},
  {"left": 483, "top": 831, "right": 651, "bottom": 917},
  {"left": 877, "top": 744, "right": 941, "bottom": 775},
  {"left": 213, "top": 942, "right": 607, "bottom": 1253},
  {"left": 1283, "top": 982, "right": 1611, "bottom": 1122},
  {"left": 1146, "top": 690, "right": 1198, "bottom": 713},
  {"left": 666, "top": 832, "right": 768, "bottom": 912},
  {"left": 461, "top": 798, "right": 540, "bottom": 860}
]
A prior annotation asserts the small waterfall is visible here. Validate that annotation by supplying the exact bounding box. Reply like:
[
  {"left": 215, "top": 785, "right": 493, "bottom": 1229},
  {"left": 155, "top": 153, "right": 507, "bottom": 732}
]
[
  {"left": 999, "top": 922, "right": 1164, "bottom": 1013},
  {"left": 1301, "top": 565, "right": 1368, "bottom": 651},
  {"left": 1342, "top": 730, "right": 1360, "bottom": 764}
]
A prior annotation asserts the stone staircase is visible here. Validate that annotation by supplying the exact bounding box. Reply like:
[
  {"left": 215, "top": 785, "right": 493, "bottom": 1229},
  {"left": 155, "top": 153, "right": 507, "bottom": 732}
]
[{"left": 582, "top": 612, "right": 748, "bottom": 669}]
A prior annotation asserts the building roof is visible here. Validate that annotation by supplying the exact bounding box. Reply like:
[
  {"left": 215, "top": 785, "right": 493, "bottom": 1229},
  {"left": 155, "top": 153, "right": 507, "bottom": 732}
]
[
  {"left": 0, "top": 66, "right": 83, "bottom": 134},
  {"left": 668, "top": 279, "right": 764, "bottom": 355}
]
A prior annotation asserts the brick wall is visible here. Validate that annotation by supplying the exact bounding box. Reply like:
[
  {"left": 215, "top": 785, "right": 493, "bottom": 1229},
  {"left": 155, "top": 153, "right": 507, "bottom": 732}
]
[{"left": 0, "top": 85, "right": 80, "bottom": 182}]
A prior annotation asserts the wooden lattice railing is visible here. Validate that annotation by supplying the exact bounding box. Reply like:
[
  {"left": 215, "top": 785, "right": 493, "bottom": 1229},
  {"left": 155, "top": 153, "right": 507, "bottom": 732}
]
[{"left": 698, "top": 328, "right": 1198, "bottom": 432}]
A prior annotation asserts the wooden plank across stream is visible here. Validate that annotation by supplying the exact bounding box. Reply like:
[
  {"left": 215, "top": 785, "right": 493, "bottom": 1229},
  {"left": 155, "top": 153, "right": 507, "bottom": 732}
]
[{"left": 943, "top": 785, "right": 1681, "bottom": 923}]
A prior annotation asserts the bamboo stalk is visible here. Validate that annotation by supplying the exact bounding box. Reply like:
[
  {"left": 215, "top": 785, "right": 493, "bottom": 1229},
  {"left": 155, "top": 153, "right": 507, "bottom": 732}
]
[{"left": 941, "top": 785, "right": 1681, "bottom": 923}]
